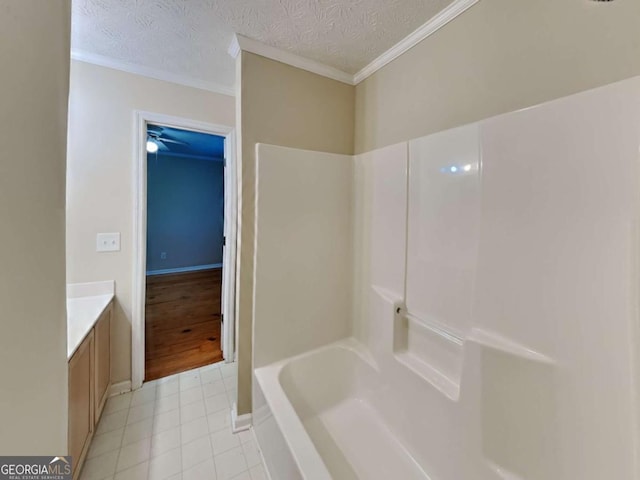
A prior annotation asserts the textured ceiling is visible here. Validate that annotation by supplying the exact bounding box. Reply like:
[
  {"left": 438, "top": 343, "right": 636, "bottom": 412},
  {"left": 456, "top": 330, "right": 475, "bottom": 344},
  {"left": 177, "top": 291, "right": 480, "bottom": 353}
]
[{"left": 72, "top": 0, "right": 454, "bottom": 92}]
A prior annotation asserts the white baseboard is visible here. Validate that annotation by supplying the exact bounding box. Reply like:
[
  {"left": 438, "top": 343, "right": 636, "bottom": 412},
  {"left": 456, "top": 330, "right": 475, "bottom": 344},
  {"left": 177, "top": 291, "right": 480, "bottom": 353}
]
[
  {"left": 231, "top": 403, "right": 252, "bottom": 432},
  {"left": 146, "top": 263, "right": 222, "bottom": 276},
  {"left": 109, "top": 380, "right": 132, "bottom": 397}
]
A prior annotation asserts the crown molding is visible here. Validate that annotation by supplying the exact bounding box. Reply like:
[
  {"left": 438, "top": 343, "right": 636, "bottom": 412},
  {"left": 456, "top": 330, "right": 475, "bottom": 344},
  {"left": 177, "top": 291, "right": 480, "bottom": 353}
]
[
  {"left": 70, "top": 50, "right": 236, "bottom": 97},
  {"left": 228, "top": 36, "right": 241, "bottom": 59},
  {"left": 74, "top": 0, "right": 478, "bottom": 94},
  {"left": 353, "top": 0, "right": 479, "bottom": 83},
  {"left": 229, "top": 0, "right": 478, "bottom": 86},
  {"left": 233, "top": 34, "right": 355, "bottom": 85}
]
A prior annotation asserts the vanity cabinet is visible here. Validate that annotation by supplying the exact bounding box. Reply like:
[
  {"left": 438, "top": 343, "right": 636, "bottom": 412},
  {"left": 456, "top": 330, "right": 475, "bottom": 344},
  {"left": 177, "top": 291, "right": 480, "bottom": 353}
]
[
  {"left": 68, "top": 302, "right": 112, "bottom": 479},
  {"left": 68, "top": 331, "right": 94, "bottom": 478}
]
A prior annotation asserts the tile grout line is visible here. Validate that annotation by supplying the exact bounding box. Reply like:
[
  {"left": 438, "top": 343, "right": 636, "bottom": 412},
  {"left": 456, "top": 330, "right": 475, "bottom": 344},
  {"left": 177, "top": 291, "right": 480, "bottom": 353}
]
[
  {"left": 109, "top": 394, "right": 131, "bottom": 480},
  {"left": 204, "top": 369, "right": 221, "bottom": 480},
  {"left": 90, "top": 361, "right": 244, "bottom": 480}
]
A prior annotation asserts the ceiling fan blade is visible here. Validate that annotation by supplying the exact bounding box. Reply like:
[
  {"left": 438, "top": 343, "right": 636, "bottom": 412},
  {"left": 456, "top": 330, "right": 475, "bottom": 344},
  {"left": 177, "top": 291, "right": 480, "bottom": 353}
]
[{"left": 158, "top": 137, "right": 189, "bottom": 146}]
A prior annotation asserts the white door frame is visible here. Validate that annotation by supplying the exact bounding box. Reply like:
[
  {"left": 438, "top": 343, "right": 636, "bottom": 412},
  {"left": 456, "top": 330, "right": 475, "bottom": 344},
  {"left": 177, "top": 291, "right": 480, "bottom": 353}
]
[
  {"left": 221, "top": 135, "right": 237, "bottom": 364},
  {"left": 132, "top": 110, "right": 237, "bottom": 390}
]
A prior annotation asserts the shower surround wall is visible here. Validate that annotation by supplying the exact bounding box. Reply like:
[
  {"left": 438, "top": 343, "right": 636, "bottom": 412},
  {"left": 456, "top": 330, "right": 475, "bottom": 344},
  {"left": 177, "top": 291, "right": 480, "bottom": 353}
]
[
  {"left": 252, "top": 76, "right": 640, "bottom": 479},
  {"left": 252, "top": 144, "right": 353, "bottom": 369},
  {"left": 235, "top": 52, "right": 355, "bottom": 415}
]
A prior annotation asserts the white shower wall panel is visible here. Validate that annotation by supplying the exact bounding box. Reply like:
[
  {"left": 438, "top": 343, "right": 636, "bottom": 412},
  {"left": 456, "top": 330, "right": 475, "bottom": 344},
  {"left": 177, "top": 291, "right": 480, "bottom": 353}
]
[
  {"left": 357, "top": 76, "right": 640, "bottom": 480},
  {"left": 352, "top": 142, "right": 408, "bottom": 348},
  {"left": 473, "top": 77, "right": 640, "bottom": 479},
  {"left": 252, "top": 143, "right": 353, "bottom": 369},
  {"left": 407, "top": 124, "right": 481, "bottom": 338}
]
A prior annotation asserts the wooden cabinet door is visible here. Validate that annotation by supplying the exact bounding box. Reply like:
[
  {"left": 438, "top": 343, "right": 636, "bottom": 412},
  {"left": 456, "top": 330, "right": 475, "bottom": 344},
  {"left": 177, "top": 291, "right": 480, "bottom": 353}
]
[
  {"left": 94, "top": 305, "right": 111, "bottom": 423},
  {"left": 68, "top": 330, "right": 94, "bottom": 477}
]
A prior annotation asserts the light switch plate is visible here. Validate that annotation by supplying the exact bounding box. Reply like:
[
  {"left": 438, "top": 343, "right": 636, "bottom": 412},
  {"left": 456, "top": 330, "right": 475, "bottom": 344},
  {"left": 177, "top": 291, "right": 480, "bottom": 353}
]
[{"left": 96, "top": 232, "right": 121, "bottom": 252}]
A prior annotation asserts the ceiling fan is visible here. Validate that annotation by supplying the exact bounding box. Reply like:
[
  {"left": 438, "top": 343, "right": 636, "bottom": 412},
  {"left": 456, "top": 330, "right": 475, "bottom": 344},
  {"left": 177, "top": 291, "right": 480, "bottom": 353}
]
[{"left": 146, "top": 126, "right": 189, "bottom": 153}]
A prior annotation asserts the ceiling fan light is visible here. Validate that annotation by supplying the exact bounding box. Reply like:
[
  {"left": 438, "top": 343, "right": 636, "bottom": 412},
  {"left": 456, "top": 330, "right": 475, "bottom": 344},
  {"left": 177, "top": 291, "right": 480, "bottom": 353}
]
[{"left": 146, "top": 140, "right": 158, "bottom": 153}]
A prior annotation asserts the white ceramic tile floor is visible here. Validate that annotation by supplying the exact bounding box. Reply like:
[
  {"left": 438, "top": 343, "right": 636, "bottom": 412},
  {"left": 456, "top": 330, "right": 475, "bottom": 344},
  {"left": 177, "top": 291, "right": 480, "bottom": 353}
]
[{"left": 80, "top": 361, "right": 267, "bottom": 480}]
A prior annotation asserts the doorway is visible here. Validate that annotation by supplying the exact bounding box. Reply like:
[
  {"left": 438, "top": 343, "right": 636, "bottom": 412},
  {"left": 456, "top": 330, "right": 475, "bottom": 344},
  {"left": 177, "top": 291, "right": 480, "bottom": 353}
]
[
  {"left": 132, "top": 112, "right": 236, "bottom": 388},
  {"left": 144, "top": 124, "right": 225, "bottom": 380}
]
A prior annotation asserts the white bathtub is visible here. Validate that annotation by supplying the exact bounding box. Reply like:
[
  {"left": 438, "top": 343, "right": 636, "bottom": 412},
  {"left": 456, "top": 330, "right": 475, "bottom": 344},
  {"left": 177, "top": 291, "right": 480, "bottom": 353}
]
[{"left": 253, "top": 338, "right": 430, "bottom": 480}]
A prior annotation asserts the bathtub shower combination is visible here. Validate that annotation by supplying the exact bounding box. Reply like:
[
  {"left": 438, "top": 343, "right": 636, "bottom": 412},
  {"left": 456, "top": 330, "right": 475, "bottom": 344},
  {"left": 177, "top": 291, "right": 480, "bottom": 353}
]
[{"left": 250, "top": 77, "right": 640, "bottom": 480}]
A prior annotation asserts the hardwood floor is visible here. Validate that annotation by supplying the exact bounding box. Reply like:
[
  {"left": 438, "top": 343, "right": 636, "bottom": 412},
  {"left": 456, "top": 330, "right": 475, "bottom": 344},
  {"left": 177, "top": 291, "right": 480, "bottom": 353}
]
[{"left": 145, "top": 268, "right": 223, "bottom": 381}]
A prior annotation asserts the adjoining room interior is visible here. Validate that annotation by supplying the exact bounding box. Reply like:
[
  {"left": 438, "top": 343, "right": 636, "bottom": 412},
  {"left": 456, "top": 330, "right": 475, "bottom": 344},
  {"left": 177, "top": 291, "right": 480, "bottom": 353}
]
[{"left": 144, "top": 124, "right": 226, "bottom": 381}]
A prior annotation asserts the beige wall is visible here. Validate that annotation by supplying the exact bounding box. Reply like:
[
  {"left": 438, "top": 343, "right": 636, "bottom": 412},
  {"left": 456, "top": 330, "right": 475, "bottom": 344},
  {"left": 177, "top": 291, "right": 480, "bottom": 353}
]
[
  {"left": 355, "top": 0, "right": 640, "bottom": 153},
  {"left": 0, "top": 1, "right": 70, "bottom": 454},
  {"left": 66, "top": 61, "right": 235, "bottom": 384},
  {"left": 236, "top": 52, "right": 354, "bottom": 413}
]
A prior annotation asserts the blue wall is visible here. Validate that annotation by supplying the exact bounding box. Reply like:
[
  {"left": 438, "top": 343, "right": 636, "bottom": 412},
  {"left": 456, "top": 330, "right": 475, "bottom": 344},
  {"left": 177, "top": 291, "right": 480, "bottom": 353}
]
[{"left": 146, "top": 153, "right": 224, "bottom": 273}]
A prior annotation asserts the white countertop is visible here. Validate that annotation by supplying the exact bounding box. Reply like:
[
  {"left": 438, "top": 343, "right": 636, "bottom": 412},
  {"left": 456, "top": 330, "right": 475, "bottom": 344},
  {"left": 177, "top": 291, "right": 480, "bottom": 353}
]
[{"left": 67, "top": 281, "right": 115, "bottom": 360}]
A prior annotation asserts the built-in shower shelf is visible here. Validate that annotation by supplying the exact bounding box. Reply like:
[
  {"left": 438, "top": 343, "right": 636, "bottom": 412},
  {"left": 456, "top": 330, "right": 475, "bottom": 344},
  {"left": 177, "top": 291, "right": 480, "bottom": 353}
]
[
  {"left": 395, "top": 350, "right": 460, "bottom": 400},
  {"left": 467, "top": 328, "right": 554, "bottom": 364},
  {"left": 392, "top": 307, "right": 555, "bottom": 402},
  {"left": 394, "top": 312, "right": 463, "bottom": 401}
]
